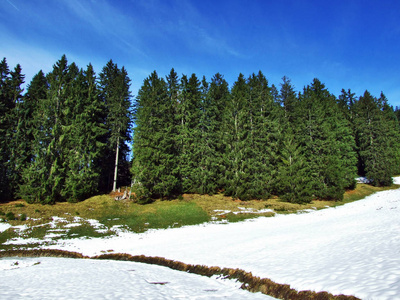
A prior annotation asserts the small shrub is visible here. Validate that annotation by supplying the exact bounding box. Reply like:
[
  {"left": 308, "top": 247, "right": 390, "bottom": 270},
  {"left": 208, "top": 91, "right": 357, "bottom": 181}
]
[
  {"left": 20, "top": 213, "right": 27, "bottom": 221},
  {"left": 34, "top": 209, "right": 40, "bottom": 213},
  {"left": 15, "top": 203, "right": 25, "bottom": 208},
  {"left": 5, "top": 212, "right": 16, "bottom": 221},
  {"left": 130, "top": 183, "right": 153, "bottom": 204},
  {"left": 0, "top": 210, "right": 5, "bottom": 215},
  {"left": 177, "top": 195, "right": 184, "bottom": 201}
]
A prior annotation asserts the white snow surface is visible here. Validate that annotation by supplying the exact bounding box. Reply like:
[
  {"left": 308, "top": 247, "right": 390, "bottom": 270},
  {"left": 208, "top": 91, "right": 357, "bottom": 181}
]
[
  {"left": 0, "top": 257, "right": 272, "bottom": 299},
  {"left": 2, "top": 178, "right": 400, "bottom": 299}
]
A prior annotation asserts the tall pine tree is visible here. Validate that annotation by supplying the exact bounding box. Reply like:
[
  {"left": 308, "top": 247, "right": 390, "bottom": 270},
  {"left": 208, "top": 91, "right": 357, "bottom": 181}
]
[
  {"left": 293, "top": 79, "right": 357, "bottom": 200},
  {"left": 0, "top": 59, "right": 25, "bottom": 201},
  {"left": 177, "top": 73, "right": 203, "bottom": 193},
  {"left": 198, "top": 73, "right": 229, "bottom": 194},
  {"left": 61, "top": 64, "right": 107, "bottom": 202},
  {"left": 99, "top": 60, "right": 132, "bottom": 192},
  {"left": 353, "top": 91, "right": 400, "bottom": 186},
  {"left": 132, "top": 70, "right": 180, "bottom": 201},
  {"left": 223, "top": 73, "right": 251, "bottom": 199},
  {"left": 19, "top": 55, "right": 74, "bottom": 203}
]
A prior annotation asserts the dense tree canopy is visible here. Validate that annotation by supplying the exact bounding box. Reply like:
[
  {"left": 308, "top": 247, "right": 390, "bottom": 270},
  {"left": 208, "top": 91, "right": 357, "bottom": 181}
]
[
  {"left": 1, "top": 56, "right": 399, "bottom": 204},
  {"left": 1, "top": 56, "right": 132, "bottom": 204}
]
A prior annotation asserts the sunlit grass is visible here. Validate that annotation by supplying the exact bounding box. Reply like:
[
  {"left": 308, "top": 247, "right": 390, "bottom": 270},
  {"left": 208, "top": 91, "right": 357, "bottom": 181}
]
[
  {"left": 341, "top": 183, "right": 400, "bottom": 203},
  {"left": 100, "top": 200, "right": 210, "bottom": 232},
  {"left": 1, "top": 182, "right": 399, "bottom": 247}
]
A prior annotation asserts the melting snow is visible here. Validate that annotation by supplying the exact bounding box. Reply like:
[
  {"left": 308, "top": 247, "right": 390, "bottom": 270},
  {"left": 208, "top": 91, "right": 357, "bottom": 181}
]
[{"left": 1, "top": 177, "right": 400, "bottom": 299}]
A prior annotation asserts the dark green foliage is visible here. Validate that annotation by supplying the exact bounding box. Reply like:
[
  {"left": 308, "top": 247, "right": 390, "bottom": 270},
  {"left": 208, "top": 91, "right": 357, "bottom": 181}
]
[
  {"left": 5, "top": 212, "right": 15, "bottom": 221},
  {"left": 177, "top": 74, "right": 203, "bottom": 193},
  {"left": 1, "top": 54, "right": 398, "bottom": 204},
  {"left": 198, "top": 73, "right": 230, "bottom": 194},
  {"left": 0, "top": 59, "right": 25, "bottom": 202},
  {"left": 276, "top": 134, "right": 313, "bottom": 203},
  {"left": 19, "top": 55, "right": 74, "bottom": 203},
  {"left": 98, "top": 60, "right": 132, "bottom": 192},
  {"left": 223, "top": 73, "right": 252, "bottom": 199},
  {"left": 353, "top": 91, "right": 400, "bottom": 186},
  {"left": 286, "top": 79, "right": 357, "bottom": 201},
  {"left": 11, "top": 70, "right": 45, "bottom": 193},
  {"left": 132, "top": 71, "right": 398, "bottom": 202},
  {"left": 18, "top": 56, "right": 131, "bottom": 204},
  {"left": 61, "top": 64, "right": 107, "bottom": 202},
  {"left": 223, "top": 72, "right": 283, "bottom": 200},
  {"left": 132, "top": 70, "right": 180, "bottom": 201},
  {"left": 247, "top": 71, "right": 283, "bottom": 198},
  {"left": 20, "top": 213, "right": 27, "bottom": 221},
  {"left": 279, "top": 76, "right": 297, "bottom": 122},
  {"left": 0, "top": 58, "right": 12, "bottom": 202}
]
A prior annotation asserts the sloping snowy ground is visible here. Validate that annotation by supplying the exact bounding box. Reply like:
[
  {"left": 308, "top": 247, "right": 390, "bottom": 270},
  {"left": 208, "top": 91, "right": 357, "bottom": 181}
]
[{"left": 1, "top": 178, "right": 400, "bottom": 299}]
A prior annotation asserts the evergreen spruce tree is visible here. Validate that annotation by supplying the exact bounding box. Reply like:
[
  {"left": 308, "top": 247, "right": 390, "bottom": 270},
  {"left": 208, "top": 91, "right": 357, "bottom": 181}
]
[
  {"left": 17, "top": 70, "right": 48, "bottom": 169},
  {"left": 293, "top": 79, "right": 357, "bottom": 200},
  {"left": 199, "top": 73, "right": 229, "bottom": 194},
  {"left": 61, "top": 64, "right": 107, "bottom": 202},
  {"left": 380, "top": 93, "right": 400, "bottom": 176},
  {"left": 157, "top": 68, "right": 181, "bottom": 196},
  {"left": 223, "top": 73, "right": 251, "bottom": 199},
  {"left": 337, "top": 89, "right": 356, "bottom": 122},
  {"left": 99, "top": 60, "right": 132, "bottom": 192},
  {"left": 279, "top": 76, "right": 297, "bottom": 122},
  {"left": 275, "top": 77, "right": 314, "bottom": 203},
  {"left": 132, "top": 72, "right": 165, "bottom": 202},
  {"left": 132, "top": 70, "right": 180, "bottom": 201},
  {"left": 276, "top": 133, "right": 314, "bottom": 203},
  {"left": 353, "top": 91, "right": 400, "bottom": 186},
  {"left": 6, "top": 64, "right": 26, "bottom": 198},
  {"left": 18, "top": 71, "right": 49, "bottom": 203},
  {"left": 196, "top": 76, "right": 211, "bottom": 194},
  {"left": 248, "top": 71, "right": 283, "bottom": 198},
  {"left": 19, "top": 55, "right": 73, "bottom": 203},
  {"left": 177, "top": 73, "right": 203, "bottom": 193},
  {"left": 0, "top": 58, "right": 17, "bottom": 201}
]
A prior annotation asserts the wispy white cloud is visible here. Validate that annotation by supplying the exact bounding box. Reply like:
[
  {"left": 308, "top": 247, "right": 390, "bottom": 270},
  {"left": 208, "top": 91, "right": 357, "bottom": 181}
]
[
  {"left": 6, "top": 0, "right": 19, "bottom": 11},
  {"left": 0, "top": 36, "right": 59, "bottom": 87},
  {"left": 115, "top": 0, "right": 244, "bottom": 59},
  {"left": 59, "top": 0, "right": 149, "bottom": 58},
  {"left": 168, "top": 1, "right": 244, "bottom": 58}
]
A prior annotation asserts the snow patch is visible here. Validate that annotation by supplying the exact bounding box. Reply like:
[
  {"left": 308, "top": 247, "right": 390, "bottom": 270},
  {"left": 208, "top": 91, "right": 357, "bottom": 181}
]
[
  {"left": 2, "top": 177, "right": 400, "bottom": 299},
  {"left": 0, "top": 223, "right": 12, "bottom": 233}
]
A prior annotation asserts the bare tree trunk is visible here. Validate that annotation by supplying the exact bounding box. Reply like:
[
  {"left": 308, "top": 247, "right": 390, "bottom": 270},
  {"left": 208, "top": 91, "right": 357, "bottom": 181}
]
[{"left": 113, "top": 137, "right": 120, "bottom": 192}]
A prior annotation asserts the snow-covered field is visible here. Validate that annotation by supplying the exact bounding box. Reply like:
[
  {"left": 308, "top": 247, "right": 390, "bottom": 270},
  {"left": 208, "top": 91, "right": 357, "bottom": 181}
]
[
  {"left": 0, "top": 257, "right": 272, "bottom": 299},
  {"left": 1, "top": 178, "right": 400, "bottom": 299}
]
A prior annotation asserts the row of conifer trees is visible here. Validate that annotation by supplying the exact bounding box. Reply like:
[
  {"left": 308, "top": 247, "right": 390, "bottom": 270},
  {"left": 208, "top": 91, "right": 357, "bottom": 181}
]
[
  {"left": 1, "top": 56, "right": 399, "bottom": 204},
  {"left": 132, "top": 69, "right": 400, "bottom": 203},
  {"left": 0, "top": 56, "right": 132, "bottom": 204}
]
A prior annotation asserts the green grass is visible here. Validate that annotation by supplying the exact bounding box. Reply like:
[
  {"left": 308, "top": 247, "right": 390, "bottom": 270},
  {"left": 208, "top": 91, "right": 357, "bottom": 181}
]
[
  {"left": 341, "top": 183, "right": 400, "bottom": 203},
  {"left": 65, "top": 224, "right": 113, "bottom": 239},
  {"left": 0, "top": 182, "right": 399, "bottom": 249},
  {"left": 100, "top": 201, "right": 210, "bottom": 233}
]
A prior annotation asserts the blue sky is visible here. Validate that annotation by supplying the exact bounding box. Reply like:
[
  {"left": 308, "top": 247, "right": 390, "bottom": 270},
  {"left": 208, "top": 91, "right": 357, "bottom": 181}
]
[{"left": 1, "top": 0, "right": 400, "bottom": 106}]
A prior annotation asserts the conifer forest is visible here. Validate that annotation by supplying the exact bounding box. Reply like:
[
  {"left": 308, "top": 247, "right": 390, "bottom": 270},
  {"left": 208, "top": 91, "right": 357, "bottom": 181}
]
[{"left": 1, "top": 56, "right": 400, "bottom": 204}]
